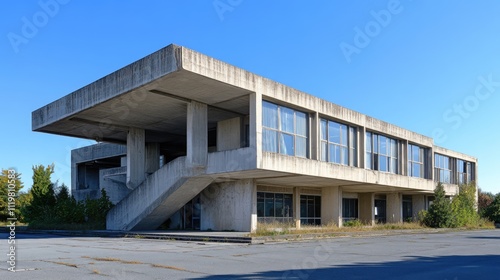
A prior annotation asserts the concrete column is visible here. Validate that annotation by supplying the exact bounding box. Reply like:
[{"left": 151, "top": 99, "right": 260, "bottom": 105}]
[
  {"left": 145, "top": 143, "right": 160, "bottom": 174},
  {"left": 386, "top": 193, "right": 402, "bottom": 223},
  {"left": 126, "top": 127, "right": 145, "bottom": 189},
  {"left": 359, "top": 193, "right": 375, "bottom": 226},
  {"left": 321, "top": 186, "right": 343, "bottom": 227},
  {"left": 412, "top": 194, "right": 426, "bottom": 221},
  {"left": 187, "top": 101, "right": 208, "bottom": 167},
  {"left": 310, "top": 112, "right": 319, "bottom": 160},
  {"left": 200, "top": 179, "right": 257, "bottom": 232},
  {"left": 429, "top": 147, "right": 435, "bottom": 181},
  {"left": 249, "top": 92, "right": 262, "bottom": 168},
  {"left": 293, "top": 187, "right": 301, "bottom": 229}
]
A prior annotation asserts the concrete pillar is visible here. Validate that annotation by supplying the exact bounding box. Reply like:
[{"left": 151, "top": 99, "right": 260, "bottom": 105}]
[
  {"left": 412, "top": 194, "right": 426, "bottom": 221},
  {"left": 310, "top": 112, "right": 319, "bottom": 160},
  {"left": 249, "top": 92, "right": 262, "bottom": 168},
  {"left": 126, "top": 127, "right": 145, "bottom": 189},
  {"left": 359, "top": 193, "right": 375, "bottom": 226},
  {"left": 293, "top": 187, "right": 301, "bottom": 229},
  {"left": 429, "top": 147, "right": 435, "bottom": 181},
  {"left": 145, "top": 143, "right": 160, "bottom": 174},
  {"left": 201, "top": 179, "right": 257, "bottom": 232},
  {"left": 386, "top": 193, "right": 402, "bottom": 223},
  {"left": 321, "top": 186, "right": 343, "bottom": 227},
  {"left": 187, "top": 101, "right": 208, "bottom": 167}
]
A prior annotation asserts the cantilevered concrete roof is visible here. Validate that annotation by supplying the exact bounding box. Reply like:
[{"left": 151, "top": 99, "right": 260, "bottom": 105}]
[{"left": 32, "top": 44, "right": 254, "bottom": 144}]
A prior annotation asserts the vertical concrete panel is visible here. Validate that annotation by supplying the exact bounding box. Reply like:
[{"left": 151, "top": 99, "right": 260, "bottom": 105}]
[
  {"left": 293, "top": 187, "right": 301, "bottom": 229},
  {"left": 412, "top": 194, "right": 426, "bottom": 220},
  {"left": 201, "top": 179, "right": 256, "bottom": 232},
  {"left": 250, "top": 92, "right": 262, "bottom": 168},
  {"left": 359, "top": 127, "right": 366, "bottom": 169},
  {"left": 310, "top": 112, "right": 319, "bottom": 160},
  {"left": 321, "top": 186, "right": 342, "bottom": 227},
  {"left": 145, "top": 143, "right": 160, "bottom": 174},
  {"left": 359, "top": 193, "right": 375, "bottom": 225},
  {"left": 126, "top": 127, "right": 145, "bottom": 189},
  {"left": 217, "top": 117, "right": 241, "bottom": 151},
  {"left": 402, "top": 140, "right": 409, "bottom": 176},
  {"left": 386, "top": 193, "right": 402, "bottom": 223},
  {"left": 187, "top": 101, "right": 208, "bottom": 167}
]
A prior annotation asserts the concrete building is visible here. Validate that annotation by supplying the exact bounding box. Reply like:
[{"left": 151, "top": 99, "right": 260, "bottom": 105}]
[{"left": 32, "top": 44, "right": 477, "bottom": 232}]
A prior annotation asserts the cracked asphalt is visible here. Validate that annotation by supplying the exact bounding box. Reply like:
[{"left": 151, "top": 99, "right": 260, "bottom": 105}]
[{"left": 1, "top": 229, "right": 500, "bottom": 279}]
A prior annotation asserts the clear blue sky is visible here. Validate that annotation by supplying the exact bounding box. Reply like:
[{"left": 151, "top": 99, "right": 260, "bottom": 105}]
[{"left": 1, "top": 1, "right": 499, "bottom": 194}]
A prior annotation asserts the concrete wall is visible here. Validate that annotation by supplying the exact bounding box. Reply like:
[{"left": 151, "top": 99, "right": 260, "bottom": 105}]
[
  {"left": 99, "top": 166, "right": 129, "bottom": 205},
  {"left": 201, "top": 179, "right": 257, "bottom": 232},
  {"left": 412, "top": 194, "right": 426, "bottom": 221},
  {"left": 387, "top": 193, "right": 402, "bottom": 223},
  {"left": 217, "top": 117, "right": 241, "bottom": 151},
  {"left": 321, "top": 186, "right": 342, "bottom": 227}
]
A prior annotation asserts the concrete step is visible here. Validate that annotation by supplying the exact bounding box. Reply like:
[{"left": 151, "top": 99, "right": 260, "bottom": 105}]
[{"left": 106, "top": 157, "right": 213, "bottom": 231}]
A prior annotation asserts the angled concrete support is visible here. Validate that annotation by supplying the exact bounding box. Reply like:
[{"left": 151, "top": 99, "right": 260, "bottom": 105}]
[
  {"left": 387, "top": 192, "right": 402, "bottom": 223},
  {"left": 321, "top": 186, "right": 343, "bottom": 227},
  {"left": 127, "top": 128, "right": 145, "bottom": 189},
  {"left": 359, "top": 193, "right": 375, "bottom": 226},
  {"left": 187, "top": 101, "right": 208, "bottom": 167}
]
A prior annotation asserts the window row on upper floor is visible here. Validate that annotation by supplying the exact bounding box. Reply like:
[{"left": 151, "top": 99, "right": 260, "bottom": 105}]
[{"left": 261, "top": 101, "right": 475, "bottom": 184}]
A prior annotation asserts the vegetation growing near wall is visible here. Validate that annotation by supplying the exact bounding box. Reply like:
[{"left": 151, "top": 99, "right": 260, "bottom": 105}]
[
  {"left": 0, "top": 164, "right": 115, "bottom": 230},
  {"left": 483, "top": 194, "right": 500, "bottom": 223},
  {"left": 420, "top": 182, "right": 493, "bottom": 228}
]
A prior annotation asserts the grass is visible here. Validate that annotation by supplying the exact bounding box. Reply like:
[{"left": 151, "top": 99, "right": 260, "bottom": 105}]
[{"left": 250, "top": 218, "right": 496, "bottom": 237}]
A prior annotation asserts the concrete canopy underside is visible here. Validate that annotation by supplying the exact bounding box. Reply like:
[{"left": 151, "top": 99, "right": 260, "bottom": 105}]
[{"left": 32, "top": 44, "right": 252, "bottom": 146}]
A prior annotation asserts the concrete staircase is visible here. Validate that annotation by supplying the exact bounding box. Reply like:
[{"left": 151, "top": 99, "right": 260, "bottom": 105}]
[{"left": 106, "top": 157, "right": 213, "bottom": 231}]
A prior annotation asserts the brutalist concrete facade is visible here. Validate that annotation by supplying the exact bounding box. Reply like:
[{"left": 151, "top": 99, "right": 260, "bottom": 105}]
[{"left": 32, "top": 44, "right": 477, "bottom": 232}]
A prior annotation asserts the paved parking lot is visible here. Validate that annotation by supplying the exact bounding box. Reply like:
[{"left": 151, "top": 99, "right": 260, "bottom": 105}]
[{"left": 2, "top": 229, "right": 500, "bottom": 279}]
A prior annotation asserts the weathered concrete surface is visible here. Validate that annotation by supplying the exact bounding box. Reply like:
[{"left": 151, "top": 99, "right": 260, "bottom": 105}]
[
  {"left": 387, "top": 193, "right": 402, "bottom": 223},
  {"left": 202, "top": 179, "right": 257, "bottom": 232},
  {"left": 321, "top": 186, "right": 342, "bottom": 227},
  {"left": 107, "top": 156, "right": 213, "bottom": 231},
  {"left": 99, "top": 166, "right": 128, "bottom": 205}
]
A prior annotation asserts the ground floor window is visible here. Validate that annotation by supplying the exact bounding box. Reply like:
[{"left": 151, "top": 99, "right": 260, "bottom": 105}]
[
  {"left": 342, "top": 198, "right": 358, "bottom": 222},
  {"left": 300, "top": 195, "right": 321, "bottom": 225},
  {"left": 257, "top": 192, "right": 293, "bottom": 223},
  {"left": 403, "top": 195, "right": 413, "bottom": 222}
]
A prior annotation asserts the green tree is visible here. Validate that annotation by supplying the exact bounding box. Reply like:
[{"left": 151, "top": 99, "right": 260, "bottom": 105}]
[
  {"left": 451, "top": 182, "right": 479, "bottom": 227},
  {"left": 0, "top": 169, "right": 24, "bottom": 221},
  {"left": 85, "top": 188, "right": 114, "bottom": 228},
  {"left": 478, "top": 188, "right": 494, "bottom": 218},
  {"left": 54, "top": 184, "right": 85, "bottom": 224},
  {"left": 23, "top": 164, "right": 56, "bottom": 224},
  {"left": 484, "top": 194, "right": 500, "bottom": 223},
  {"left": 423, "top": 182, "right": 454, "bottom": 228}
]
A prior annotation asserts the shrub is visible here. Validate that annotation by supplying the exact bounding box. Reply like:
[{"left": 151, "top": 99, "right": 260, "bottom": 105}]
[
  {"left": 423, "top": 182, "right": 454, "bottom": 228},
  {"left": 343, "top": 219, "right": 363, "bottom": 227},
  {"left": 484, "top": 194, "right": 500, "bottom": 223}
]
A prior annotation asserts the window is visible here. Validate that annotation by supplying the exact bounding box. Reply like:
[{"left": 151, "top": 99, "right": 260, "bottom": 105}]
[
  {"left": 342, "top": 198, "right": 358, "bottom": 222},
  {"left": 434, "top": 154, "right": 452, "bottom": 183},
  {"left": 457, "top": 159, "right": 473, "bottom": 185},
  {"left": 257, "top": 192, "right": 293, "bottom": 223},
  {"left": 262, "top": 101, "right": 308, "bottom": 157},
  {"left": 365, "top": 132, "right": 398, "bottom": 174},
  {"left": 300, "top": 195, "right": 321, "bottom": 225},
  {"left": 408, "top": 144, "right": 425, "bottom": 178},
  {"left": 320, "top": 119, "right": 357, "bottom": 166}
]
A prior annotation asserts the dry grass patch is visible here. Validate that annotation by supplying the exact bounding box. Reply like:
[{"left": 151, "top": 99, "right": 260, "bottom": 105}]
[{"left": 151, "top": 263, "right": 188, "bottom": 271}]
